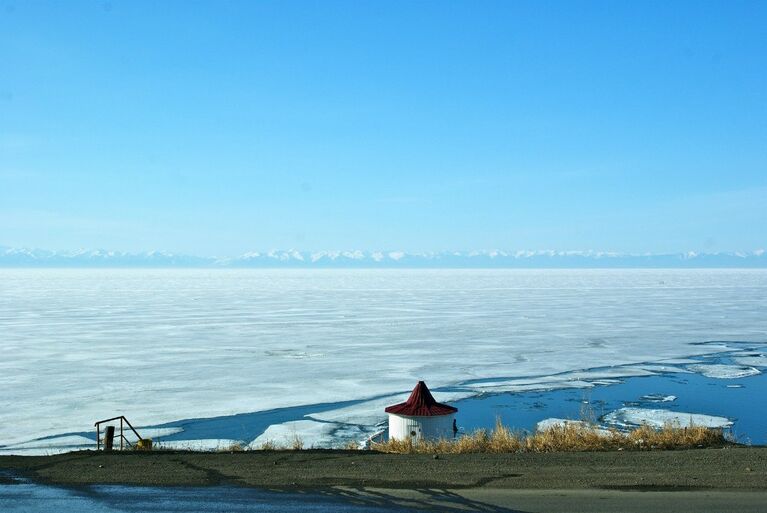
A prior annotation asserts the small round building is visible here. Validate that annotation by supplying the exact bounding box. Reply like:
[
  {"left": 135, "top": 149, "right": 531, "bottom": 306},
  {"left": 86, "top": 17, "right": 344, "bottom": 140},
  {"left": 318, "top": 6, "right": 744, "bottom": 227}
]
[{"left": 385, "top": 381, "right": 458, "bottom": 442}]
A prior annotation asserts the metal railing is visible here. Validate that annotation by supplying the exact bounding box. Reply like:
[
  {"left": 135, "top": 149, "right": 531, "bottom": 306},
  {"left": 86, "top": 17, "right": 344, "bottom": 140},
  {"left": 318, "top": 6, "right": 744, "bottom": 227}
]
[
  {"left": 365, "top": 429, "right": 386, "bottom": 448},
  {"left": 95, "top": 416, "right": 144, "bottom": 451}
]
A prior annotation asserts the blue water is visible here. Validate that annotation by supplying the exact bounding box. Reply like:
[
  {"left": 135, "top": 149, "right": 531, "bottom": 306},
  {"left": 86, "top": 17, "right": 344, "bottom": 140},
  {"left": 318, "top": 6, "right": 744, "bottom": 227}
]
[{"left": 454, "top": 347, "right": 767, "bottom": 444}]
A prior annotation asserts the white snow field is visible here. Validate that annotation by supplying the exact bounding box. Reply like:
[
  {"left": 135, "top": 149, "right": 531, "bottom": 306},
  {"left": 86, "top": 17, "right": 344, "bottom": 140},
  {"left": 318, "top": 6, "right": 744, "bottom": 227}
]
[{"left": 1, "top": 269, "right": 766, "bottom": 452}]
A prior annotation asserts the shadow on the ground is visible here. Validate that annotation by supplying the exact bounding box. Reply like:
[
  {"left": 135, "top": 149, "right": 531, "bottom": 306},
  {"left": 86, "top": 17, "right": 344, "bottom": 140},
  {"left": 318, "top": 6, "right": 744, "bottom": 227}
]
[
  {"left": 18, "top": 481, "right": 527, "bottom": 513},
  {"left": 314, "top": 486, "right": 527, "bottom": 512}
]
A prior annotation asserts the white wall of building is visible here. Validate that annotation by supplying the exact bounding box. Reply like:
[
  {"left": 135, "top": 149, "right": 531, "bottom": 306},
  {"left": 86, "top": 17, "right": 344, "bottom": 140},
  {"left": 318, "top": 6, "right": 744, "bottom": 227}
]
[{"left": 388, "top": 413, "right": 455, "bottom": 442}]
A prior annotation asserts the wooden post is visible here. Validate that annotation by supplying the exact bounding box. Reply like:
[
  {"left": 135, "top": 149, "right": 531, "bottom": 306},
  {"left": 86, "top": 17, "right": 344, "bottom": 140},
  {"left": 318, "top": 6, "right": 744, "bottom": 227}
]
[
  {"left": 104, "top": 425, "right": 115, "bottom": 452},
  {"left": 120, "top": 417, "right": 124, "bottom": 450},
  {"left": 96, "top": 425, "right": 101, "bottom": 451}
]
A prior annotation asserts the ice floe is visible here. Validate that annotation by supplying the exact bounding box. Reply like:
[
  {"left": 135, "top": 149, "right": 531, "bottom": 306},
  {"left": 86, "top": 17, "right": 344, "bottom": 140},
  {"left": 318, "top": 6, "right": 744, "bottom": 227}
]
[
  {"left": 687, "top": 364, "right": 761, "bottom": 379},
  {"left": 637, "top": 365, "right": 689, "bottom": 374},
  {"left": 536, "top": 418, "right": 588, "bottom": 431},
  {"left": 464, "top": 367, "right": 660, "bottom": 395},
  {"left": 640, "top": 394, "right": 677, "bottom": 403},
  {"left": 733, "top": 355, "right": 767, "bottom": 367},
  {"left": 654, "top": 358, "right": 703, "bottom": 365},
  {"left": 535, "top": 418, "right": 613, "bottom": 436},
  {"left": 603, "top": 408, "right": 732, "bottom": 429}
]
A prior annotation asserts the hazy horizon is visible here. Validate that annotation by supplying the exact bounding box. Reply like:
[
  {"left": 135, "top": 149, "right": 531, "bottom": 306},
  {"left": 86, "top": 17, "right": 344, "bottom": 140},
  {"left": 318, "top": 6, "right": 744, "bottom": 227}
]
[{"left": 2, "top": 244, "right": 767, "bottom": 268}]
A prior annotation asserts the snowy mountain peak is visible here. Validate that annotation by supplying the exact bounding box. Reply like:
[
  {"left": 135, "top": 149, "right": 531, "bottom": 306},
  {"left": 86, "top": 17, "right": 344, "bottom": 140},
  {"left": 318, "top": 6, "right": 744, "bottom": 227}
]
[{"left": 1, "top": 246, "right": 767, "bottom": 268}]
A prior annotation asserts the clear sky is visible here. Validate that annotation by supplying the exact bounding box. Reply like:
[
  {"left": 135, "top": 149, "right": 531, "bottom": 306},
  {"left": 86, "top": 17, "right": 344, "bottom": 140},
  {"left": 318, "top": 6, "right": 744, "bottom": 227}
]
[{"left": 1, "top": 0, "right": 765, "bottom": 256}]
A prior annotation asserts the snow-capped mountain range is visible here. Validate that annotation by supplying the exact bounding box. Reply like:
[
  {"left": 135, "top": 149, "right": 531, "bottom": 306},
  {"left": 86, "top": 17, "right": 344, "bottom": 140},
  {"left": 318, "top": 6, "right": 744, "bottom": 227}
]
[{"left": 1, "top": 246, "right": 765, "bottom": 268}]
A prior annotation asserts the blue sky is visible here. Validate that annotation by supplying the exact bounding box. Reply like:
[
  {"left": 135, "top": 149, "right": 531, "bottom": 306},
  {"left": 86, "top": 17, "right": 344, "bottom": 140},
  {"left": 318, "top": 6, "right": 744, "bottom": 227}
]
[{"left": 1, "top": 0, "right": 765, "bottom": 256}]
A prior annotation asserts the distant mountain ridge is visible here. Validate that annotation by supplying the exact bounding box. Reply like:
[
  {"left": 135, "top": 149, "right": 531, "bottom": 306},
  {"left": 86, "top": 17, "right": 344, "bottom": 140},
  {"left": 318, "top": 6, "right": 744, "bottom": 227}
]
[{"left": 1, "top": 246, "right": 765, "bottom": 268}]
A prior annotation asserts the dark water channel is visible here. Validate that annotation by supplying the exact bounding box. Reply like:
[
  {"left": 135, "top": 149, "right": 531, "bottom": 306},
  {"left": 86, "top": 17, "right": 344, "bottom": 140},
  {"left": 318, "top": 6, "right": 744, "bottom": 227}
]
[{"left": 455, "top": 349, "right": 767, "bottom": 444}]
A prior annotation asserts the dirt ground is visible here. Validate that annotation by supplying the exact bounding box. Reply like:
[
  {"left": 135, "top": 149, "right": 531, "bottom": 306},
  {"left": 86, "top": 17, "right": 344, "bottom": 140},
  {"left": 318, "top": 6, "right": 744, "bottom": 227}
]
[{"left": 2, "top": 447, "right": 765, "bottom": 490}]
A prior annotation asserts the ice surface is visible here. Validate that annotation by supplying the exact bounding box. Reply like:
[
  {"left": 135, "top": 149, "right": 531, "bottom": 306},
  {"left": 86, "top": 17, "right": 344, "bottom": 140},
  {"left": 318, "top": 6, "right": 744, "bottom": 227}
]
[
  {"left": 248, "top": 420, "right": 372, "bottom": 449},
  {"left": 0, "top": 435, "right": 94, "bottom": 455},
  {"left": 89, "top": 426, "right": 183, "bottom": 443},
  {"left": 463, "top": 367, "right": 659, "bottom": 394},
  {"left": 536, "top": 418, "right": 588, "bottom": 430},
  {"left": 535, "top": 418, "right": 613, "bottom": 436},
  {"left": 1, "top": 269, "right": 766, "bottom": 450},
  {"left": 637, "top": 365, "right": 689, "bottom": 374},
  {"left": 6, "top": 435, "right": 92, "bottom": 448},
  {"left": 687, "top": 364, "right": 761, "bottom": 379},
  {"left": 153, "top": 439, "right": 242, "bottom": 451},
  {"left": 308, "top": 389, "right": 472, "bottom": 427},
  {"left": 640, "top": 394, "right": 677, "bottom": 403},
  {"left": 0, "top": 428, "right": 186, "bottom": 455},
  {"left": 249, "top": 420, "right": 341, "bottom": 449},
  {"left": 134, "top": 427, "right": 184, "bottom": 439},
  {"left": 603, "top": 408, "right": 733, "bottom": 429},
  {"left": 733, "top": 355, "right": 767, "bottom": 367},
  {"left": 653, "top": 358, "right": 703, "bottom": 365}
]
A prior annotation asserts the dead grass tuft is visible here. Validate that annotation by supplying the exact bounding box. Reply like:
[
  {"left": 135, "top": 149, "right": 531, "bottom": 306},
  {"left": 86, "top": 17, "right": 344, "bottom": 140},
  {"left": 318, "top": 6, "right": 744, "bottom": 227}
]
[
  {"left": 220, "top": 442, "right": 245, "bottom": 452},
  {"left": 289, "top": 434, "right": 304, "bottom": 451},
  {"left": 343, "top": 439, "right": 362, "bottom": 450},
  {"left": 372, "top": 419, "right": 727, "bottom": 454},
  {"left": 257, "top": 440, "right": 277, "bottom": 451}
]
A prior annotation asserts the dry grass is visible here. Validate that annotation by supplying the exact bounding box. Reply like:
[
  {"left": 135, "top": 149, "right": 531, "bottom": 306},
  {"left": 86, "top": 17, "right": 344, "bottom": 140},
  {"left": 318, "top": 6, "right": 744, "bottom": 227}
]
[
  {"left": 220, "top": 442, "right": 245, "bottom": 452},
  {"left": 289, "top": 434, "right": 304, "bottom": 451},
  {"left": 372, "top": 419, "right": 728, "bottom": 454},
  {"left": 623, "top": 423, "right": 726, "bottom": 450},
  {"left": 343, "top": 440, "right": 362, "bottom": 450},
  {"left": 248, "top": 436, "right": 304, "bottom": 451},
  {"left": 133, "top": 438, "right": 153, "bottom": 451},
  {"left": 257, "top": 440, "right": 277, "bottom": 451}
]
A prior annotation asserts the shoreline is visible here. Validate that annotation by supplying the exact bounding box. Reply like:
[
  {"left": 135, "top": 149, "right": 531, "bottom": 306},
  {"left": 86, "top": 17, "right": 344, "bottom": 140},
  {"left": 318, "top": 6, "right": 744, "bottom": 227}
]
[{"left": 4, "top": 341, "right": 764, "bottom": 455}]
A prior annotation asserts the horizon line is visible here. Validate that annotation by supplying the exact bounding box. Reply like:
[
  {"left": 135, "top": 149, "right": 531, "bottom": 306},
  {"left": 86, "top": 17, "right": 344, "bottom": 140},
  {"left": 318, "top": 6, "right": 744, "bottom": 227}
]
[{"left": 1, "top": 245, "right": 766, "bottom": 269}]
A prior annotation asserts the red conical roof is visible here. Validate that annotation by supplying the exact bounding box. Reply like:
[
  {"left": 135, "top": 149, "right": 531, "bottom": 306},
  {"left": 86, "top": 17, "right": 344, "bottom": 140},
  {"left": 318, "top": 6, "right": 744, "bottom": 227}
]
[{"left": 384, "top": 381, "right": 458, "bottom": 417}]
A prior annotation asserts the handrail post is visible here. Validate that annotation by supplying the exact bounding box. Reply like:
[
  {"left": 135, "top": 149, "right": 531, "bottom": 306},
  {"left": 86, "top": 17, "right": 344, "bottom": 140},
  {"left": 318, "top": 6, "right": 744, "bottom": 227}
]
[
  {"left": 95, "top": 416, "right": 144, "bottom": 451},
  {"left": 104, "top": 425, "right": 115, "bottom": 452},
  {"left": 122, "top": 417, "right": 142, "bottom": 442}
]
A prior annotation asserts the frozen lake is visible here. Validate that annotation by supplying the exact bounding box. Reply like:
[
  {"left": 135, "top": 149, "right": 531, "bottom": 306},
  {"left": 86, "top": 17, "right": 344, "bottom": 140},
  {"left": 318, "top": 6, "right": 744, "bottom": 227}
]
[{"left": 1, "top": 269, "right": 766, "bottom": 452}]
